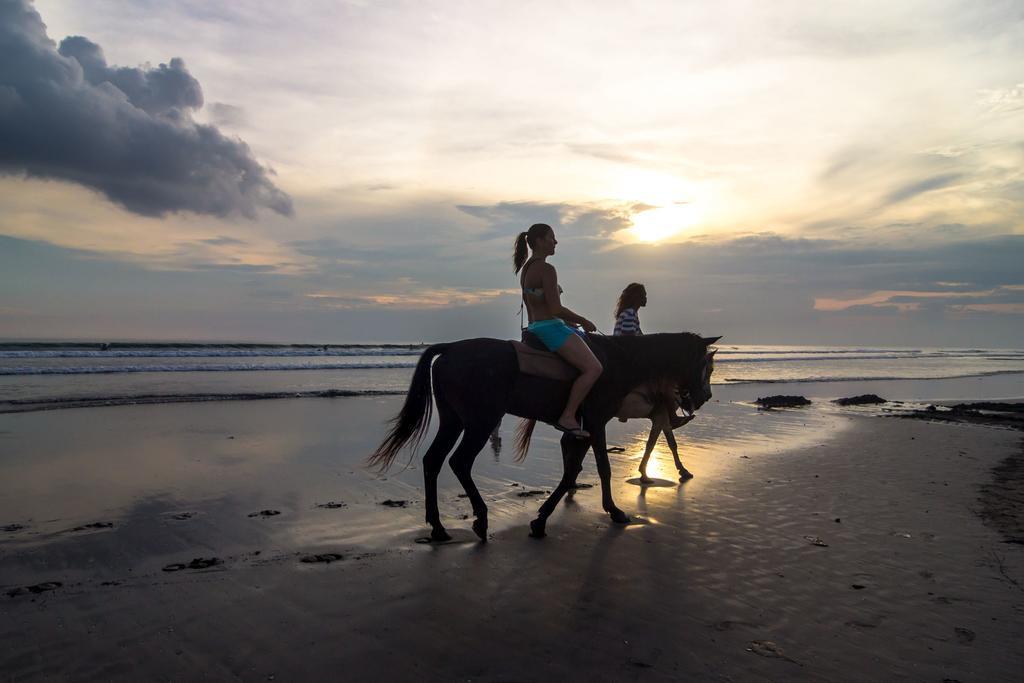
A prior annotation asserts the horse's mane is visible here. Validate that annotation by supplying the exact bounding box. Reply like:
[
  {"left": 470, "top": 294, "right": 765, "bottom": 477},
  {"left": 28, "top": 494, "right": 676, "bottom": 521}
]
[{"left": 590, "top": 332, "right": 708, "bottom": 377}]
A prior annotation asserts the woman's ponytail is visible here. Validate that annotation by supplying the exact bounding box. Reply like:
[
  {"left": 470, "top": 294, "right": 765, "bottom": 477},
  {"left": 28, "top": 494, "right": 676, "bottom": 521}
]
[
  {"left": 513, "top": 223, "right": 553, "bottom": 274},
  {"left": 513, "top": 231, "right": 529, "bottom": 273}
]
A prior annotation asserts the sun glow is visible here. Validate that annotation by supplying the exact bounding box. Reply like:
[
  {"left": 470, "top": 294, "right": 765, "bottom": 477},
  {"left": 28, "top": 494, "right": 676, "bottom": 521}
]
[
  {"left": 608, "top": 170, "right": 703, "bottom": 244},
  {"left": 628, "top": 203, "right": 696, "bottom": 243}
]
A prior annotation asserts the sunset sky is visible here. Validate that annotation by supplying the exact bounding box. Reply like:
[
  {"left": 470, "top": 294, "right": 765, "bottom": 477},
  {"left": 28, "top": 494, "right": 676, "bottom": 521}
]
[{"left": 1, "top": 0, "right": 1022, "bottom": 344}]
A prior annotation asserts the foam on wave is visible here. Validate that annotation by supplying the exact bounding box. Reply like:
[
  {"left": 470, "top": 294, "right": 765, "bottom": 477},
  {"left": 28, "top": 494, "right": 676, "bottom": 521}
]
[
  {"left": 0, "top": 389, "right": 406, "bottom": 414},
  {"left": 0, "top": 361, "right": 420, "bottom": 375}
]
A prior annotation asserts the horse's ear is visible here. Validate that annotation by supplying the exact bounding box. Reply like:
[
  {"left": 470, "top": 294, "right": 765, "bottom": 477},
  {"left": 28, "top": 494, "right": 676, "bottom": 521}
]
[
  {"left": 708, "top": 349, "right": 717, "bottom": 358},
  {"left": 702, "top": 336, "right": 722, "bottom": 346}
]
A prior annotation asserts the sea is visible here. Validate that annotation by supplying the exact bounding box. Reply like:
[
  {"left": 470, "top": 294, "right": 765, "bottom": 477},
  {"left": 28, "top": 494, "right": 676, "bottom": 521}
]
[{"left": 1, "top": 341, "right": 1022, "bottom": 412}]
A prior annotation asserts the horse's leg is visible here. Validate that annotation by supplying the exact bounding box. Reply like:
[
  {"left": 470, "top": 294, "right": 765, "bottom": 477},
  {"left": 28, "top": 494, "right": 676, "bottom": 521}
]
[
  {"left": 423, "top": 400, "right": 464, "bottom": 542},
  {"left": 530, "top": 434, "right": 587, "bottom": 538},
  {"left": 637, "top": 418, "right": 661, "bottom": 482},
  {"left": 448, "top": 420, "right": 501, "bottom": 541},
  {"left": 592, "top": 426, "right": 630, "bottom": 524},
  {"left": 663, "top": 427, "right": 692, "bottom": 480},
  {"left": 567, "top": 428, "right": 586, "bottom": 489}
]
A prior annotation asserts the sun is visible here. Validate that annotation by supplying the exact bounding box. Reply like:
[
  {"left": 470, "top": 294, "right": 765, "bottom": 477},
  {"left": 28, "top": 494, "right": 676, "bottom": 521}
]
[
  {"left": 606, "top": 169, "right": 702, "bottom": 244},
  {"left": 628, "top": 203, "right": 695, "bottom": 243}
]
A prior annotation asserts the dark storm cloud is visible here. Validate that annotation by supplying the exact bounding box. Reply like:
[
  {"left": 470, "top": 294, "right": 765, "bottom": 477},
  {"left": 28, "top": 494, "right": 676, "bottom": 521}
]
[
  {"left": 57, "top": 35, "right": 203, "bottom": 115},
  {"left": 0, "top": 0, "right": 292, "bottom": 218}
]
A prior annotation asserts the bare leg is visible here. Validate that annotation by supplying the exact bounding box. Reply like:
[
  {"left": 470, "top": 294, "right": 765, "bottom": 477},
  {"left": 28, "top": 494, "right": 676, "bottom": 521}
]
[
  {"left": 638, "top": 418, "right": 661, "bottom": 482},
  {"left": 554, "top": 334, "right": 602, "bottom": 432},
  {"left": 663, "top": 427, "right": 691, "bottom": 479}
]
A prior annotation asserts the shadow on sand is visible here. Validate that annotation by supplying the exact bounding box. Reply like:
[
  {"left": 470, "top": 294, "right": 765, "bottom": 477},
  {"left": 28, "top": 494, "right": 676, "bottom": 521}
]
[{"left": 625, "top": 477, "right": 677, "bottom": 488}]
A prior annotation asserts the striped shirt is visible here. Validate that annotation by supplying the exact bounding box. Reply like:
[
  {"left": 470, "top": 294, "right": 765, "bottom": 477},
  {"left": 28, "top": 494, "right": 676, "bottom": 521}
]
[{"left": 613, "top": 308, "right": 642, "bottom": 336}]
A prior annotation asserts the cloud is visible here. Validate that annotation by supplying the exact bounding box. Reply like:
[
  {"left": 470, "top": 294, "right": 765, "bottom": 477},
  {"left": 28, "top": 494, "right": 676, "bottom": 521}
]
[
  {"left": 978, "top": 83, "right": 1024, "bottom": 114},
  {"left": 457, "top": 202, "right": 572, "bottom": 237},
  {"left": 0, "top": 0, "right": 291, "bottom": 218},
  {"left": 882, "top": 173, "right": 964, "bottom": 206},
  {"left": 4, "top": 228, "right": 1022, "bottom": 344},
  {"left": 201, "top": 236, "right": 248, "bottom": 246},
  {"left": 457, "top": 200, "right": 635, "bottom": 241},
  {"left": 306, "top": 286, "right": 518, "bottom": 310},
  {"left": 952, "top": 303, "right": 1024, "bottom": 314},
  {"left": 207, "top": 102, "right": 247, "bottom": 127},
  {"left": 814, "top": 288, "right": 997, "bottom": 312}
]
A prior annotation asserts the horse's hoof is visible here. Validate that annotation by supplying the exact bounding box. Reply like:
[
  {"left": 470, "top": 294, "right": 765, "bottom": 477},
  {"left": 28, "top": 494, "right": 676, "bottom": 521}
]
[
  {"left": 529, "top": 519, "right": 547, "bottom": 538},
  {"left": 472, "top": 518, "right": 488, "bottom": 541},
  {"left": 638, "top": 474, "right": 653, "bottom": 484},
  {"left": 609, "top": 509, "right": 631, "bottom": 524},
  {"left": 678, "top": 469, "right": 694, "bottom": 480},
  {"left": 430, "top": 527, "right": 452, "bottom": 542}
]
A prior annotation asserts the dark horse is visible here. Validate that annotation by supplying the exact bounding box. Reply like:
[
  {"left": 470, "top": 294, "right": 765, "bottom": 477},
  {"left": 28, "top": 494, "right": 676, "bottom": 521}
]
[{"left": 369, "top": 332, "right": 719, "bottom": 541}]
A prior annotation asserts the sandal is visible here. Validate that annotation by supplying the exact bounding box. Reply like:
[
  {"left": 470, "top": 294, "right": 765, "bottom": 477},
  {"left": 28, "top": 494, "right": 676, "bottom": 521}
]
[{"left": 553, "top": 422, "right": 590, "bottom": 439}]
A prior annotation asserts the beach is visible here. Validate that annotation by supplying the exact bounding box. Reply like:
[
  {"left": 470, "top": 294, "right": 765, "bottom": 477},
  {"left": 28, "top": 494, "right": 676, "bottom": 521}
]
[
  {"left": 2, "top": 386, "right": 1022, "bottom": 681},
  {"left": 4, "top": 0, "right": 1023, "bottom": 678}
]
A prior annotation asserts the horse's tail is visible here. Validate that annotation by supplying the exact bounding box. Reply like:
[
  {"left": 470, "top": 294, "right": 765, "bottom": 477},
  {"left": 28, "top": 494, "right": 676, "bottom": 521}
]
[
  {"left": 513, "top": 418, "right": 536, "bottom": 463},
  {"left": 368, "top": 343, "right": 450, "bottom": 472}
]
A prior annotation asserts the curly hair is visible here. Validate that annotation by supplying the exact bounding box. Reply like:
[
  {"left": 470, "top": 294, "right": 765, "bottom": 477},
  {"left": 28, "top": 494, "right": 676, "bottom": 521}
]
[{"left": 614, "top": 282, "right": 646, "bottom": 318}]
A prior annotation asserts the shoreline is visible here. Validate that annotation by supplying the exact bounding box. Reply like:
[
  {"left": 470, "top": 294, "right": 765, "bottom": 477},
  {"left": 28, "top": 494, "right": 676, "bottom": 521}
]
[
  {"left": 2, "top": 394, "right": 1023, "bottom": 680},
  {"left": 3, "top": 370, "right": 1022, "bottom": 416}
]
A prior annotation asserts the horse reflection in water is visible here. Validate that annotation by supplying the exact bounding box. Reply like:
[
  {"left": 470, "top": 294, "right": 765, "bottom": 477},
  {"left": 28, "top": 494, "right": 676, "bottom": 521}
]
[{"left": 368, "top": 333, "right": 718, "bottom": 541}]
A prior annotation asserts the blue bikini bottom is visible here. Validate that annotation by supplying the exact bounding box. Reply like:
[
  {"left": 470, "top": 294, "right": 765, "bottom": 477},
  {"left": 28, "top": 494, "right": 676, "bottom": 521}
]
[{"left": 526, "top": 318, "right": 583, "bottom": 352}]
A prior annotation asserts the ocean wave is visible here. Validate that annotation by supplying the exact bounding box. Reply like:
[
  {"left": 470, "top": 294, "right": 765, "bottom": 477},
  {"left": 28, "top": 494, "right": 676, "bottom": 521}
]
[
  {"left": 0, "top": 347, "right": 425, "bottom": 359},
  {"left": 716, "top": 348, "right": 924, "bottom": 355},
  {"left": 720, "top": 369, "right": 1024, "bottom": 384},
  {"left": 0, "top": 342, "right": 426, "bottom": 349},
  {"left": 5, "top": 370, "right": 1022, "bottom": 414},
  {"left": 0, "top": 389, "right": 406, "bottom": 414},
  {"left": 2, "top": 344, "right": 1021, "bottom": 363},
  {"left": 0, "top": 361, "right": 419, "bottom": 375},
  {"left": 4, "top": 350, "right": 1019, "bottom": 370},
  {"left": 716, "top": 353, "right": 933, "bottom": 363}
]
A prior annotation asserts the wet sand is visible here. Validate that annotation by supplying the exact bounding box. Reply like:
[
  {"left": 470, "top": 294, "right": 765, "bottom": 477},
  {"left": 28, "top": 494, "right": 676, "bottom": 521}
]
[{"left": 2, "top": 397, "right": 1023, "bottom": 681}]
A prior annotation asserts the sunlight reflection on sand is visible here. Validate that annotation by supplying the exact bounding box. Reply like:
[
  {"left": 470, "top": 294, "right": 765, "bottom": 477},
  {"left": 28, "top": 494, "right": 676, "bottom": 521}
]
[{"left": 0, "top": 393, "right": 850, "bottom": 580}]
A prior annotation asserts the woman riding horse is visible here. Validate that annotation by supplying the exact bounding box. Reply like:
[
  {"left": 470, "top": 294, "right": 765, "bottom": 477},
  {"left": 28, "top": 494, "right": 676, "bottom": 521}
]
[
  {"left": 613, "top": 283, "right": 695, "bottom": 480},
  {"left": 516, "top": 223, "right": 601, "bottom": 439}
]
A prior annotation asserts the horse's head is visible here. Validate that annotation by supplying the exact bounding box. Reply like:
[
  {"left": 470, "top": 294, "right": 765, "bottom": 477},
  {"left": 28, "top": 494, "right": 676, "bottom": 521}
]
[{"left": 677, "top": 336, "right": 719, "bottom": 414}]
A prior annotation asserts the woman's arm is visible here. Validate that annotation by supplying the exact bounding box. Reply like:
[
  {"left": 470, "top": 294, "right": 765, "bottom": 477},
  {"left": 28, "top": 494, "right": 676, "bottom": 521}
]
[
  {"left": 559, "top": 306, "right": 597, "bottom": 331},
  {"left": 543, "top": 265, "right": 596, "bottom": 331}
]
